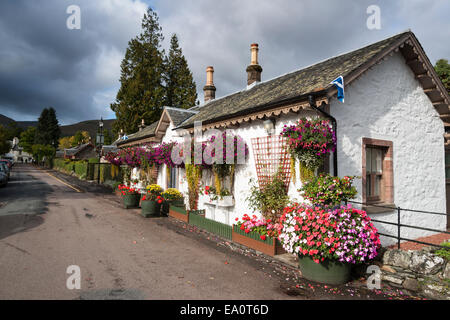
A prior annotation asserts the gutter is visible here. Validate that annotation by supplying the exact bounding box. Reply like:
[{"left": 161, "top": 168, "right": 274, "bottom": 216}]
[{"left": 308, "top": 94, "right": 338, "bottom": 177}]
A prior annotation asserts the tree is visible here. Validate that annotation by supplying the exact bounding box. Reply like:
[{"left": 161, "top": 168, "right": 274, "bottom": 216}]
[
  {"left": 35, "top": 107, "right": 61, "bottom": 149},
  {"left": 58, "top": 136, "right": 72, "bottom": 150},
  {"left": 435, "top": 59, "right": 450, "bottom": 93},
  {"left": 32, "top": 144, "right": 55, "bottom": 166},
  {"left": 163, "top": 34, "right": 197, "bottom": 109},
  {"left": 19, "top": 126, "right": 37, "bottom": 154},
  {"left": 71, "top": 130, "right": 90, "bottom": 147},
  {"left": 0, "top": 125, "right": 11, "bottom": 155},
  {"left": 4, "top": 122, "right": 23, "bottom": 141},
  {"left": 103, "top": 129, "right": 113, "bottom": 145},
  {"left": 111, "top": 8, "right": 166, "bottom": 135}
]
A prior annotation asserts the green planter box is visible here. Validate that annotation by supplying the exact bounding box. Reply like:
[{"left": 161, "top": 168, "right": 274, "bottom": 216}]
[
  {"left": 297, "top": 255, "right": 351, "bottom": 285},
  {"left": 141, "top": 200, "right": 161, "bottom": 218},
  {"left": 189, "top": 211, "right": 232, "bottom": 240},
  {"left": 122, "top": 194, "right": 141, "bottom": 209},
  {"left": 169, "top": 205, "right": 189, "bottom": 223},
  {"left": 161, "top": 198, "right": 185, "bottom": 216}
]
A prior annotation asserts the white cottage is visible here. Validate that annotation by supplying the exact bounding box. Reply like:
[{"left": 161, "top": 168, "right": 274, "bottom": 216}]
[{"left": 118, "top": 31, "right": 449, "bottom": 246}]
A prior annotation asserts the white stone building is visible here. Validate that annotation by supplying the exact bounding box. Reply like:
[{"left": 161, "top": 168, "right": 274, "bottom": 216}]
[
  {"left": 9, "top": 137, "right": 33, "bottom": 163},
  {"left": 117, "top": 31, "right": 449, "bottom": 246}
]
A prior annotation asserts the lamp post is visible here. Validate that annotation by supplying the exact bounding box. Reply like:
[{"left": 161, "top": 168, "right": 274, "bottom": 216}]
[{"left": 96, "top": 117, "right": 104, "bottom": 184}]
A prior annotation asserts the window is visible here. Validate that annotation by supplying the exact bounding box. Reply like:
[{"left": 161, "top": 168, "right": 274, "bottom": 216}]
[
  {"left": 365, "top": 147, "right": 383, "bottom": 201},
  {"left": 362, "top": 138, "right": 394, "bottom": 205}
]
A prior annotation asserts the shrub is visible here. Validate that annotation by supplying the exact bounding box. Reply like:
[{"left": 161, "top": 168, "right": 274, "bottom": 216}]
[
  {"left": 278, "top": 203, "right": 381, "bottom": 264},
  {"left": 246, "top": 175, "right": 290, "bottom": 221},
  {"left": 299, "top": 174, "right": 358, "bottom": 206}
]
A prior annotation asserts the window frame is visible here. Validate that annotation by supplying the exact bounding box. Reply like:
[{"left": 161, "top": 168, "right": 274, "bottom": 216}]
[{"left": 362, "top": 138, "right": 394, "bottom": 206}]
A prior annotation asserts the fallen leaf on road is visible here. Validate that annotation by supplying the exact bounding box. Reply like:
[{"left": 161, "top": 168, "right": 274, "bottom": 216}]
[
  {"left": 133, "top": 241, "right": 137, "bottom": 244},
  {"left": 224, "top": 261, "right": 229, "bottom": 264}
]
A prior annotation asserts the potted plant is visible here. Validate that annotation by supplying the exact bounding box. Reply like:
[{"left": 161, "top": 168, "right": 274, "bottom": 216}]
[
  {"left": 278, "top": 203, "right": 381, "bottom": 284},
  {"left": 140, "top": 184, "right": 163, "bottom": 218},
  {"left": 299, "top": 174, "right": 358, "bottom": 207},
  {"left": 118, "top": 184, "right": 141, "bottom": 209},
  {"left": 161, "top": 188, "right": 184, "bottom": 216}
]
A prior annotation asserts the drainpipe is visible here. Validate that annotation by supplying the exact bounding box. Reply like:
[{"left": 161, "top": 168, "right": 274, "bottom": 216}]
[{"left": 308, "top": 95, "right": 338, "bottom": 177}]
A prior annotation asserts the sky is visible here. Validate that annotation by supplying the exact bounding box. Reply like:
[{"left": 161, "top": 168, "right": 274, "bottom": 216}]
[{"left": 0, "top": 0, "right": 449, "bottom": 125}]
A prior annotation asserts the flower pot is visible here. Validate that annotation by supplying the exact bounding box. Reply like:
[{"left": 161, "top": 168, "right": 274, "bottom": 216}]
[
  {"left": 122, "top": 194, "right": 141, "bottom": 209},
  {"left": 141, "top": 200, "right": 161, "bottom": 218},
  {"left": 297, "top": 255, "right": 351, "bottom": 285}
]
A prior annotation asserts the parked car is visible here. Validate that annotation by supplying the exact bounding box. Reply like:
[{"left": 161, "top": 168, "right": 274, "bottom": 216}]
[
  {"left": 0, "top": 162, "right": 10, "bottom": 180},
  {"left": 0, "top": 159, "right": 13, "bottom": 169},
  {"left": 0, "top": 166, "right": 8, "bottom": 187},
  {"left": 1, "top": 157, "right": 14, "bottom": 167}
]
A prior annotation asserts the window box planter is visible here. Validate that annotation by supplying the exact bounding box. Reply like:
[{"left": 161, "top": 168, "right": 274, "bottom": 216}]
[
  {"left": 169, "top": 205, "right": 189, "bottom": 223},
  {"left": 232, "top": 225, "right": 285, "bottom": 256},
  {"left": 122, "top": 194, "right": 141, "bottom": 209},
  {"left": 141, "top": 200, "right": 161, "bottom": 218},
  {"left": 189, "top": 210, "right": 232, "bottom": 240},
  {"left": 217, "top": 196, "right": 234, "bottom": 207},
  {"left": 297, "top": 255, "right": 351, "bottom": 285}
]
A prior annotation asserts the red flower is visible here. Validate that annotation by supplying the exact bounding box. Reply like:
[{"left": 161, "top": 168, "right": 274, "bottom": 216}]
[
  {"left": 158, "top": 200, "right": 163, "bottom": 204},
  {"left": 260, "top": 235, "right": 266, "bottom": 241},
  {"left": 245, "top": 229, "right": 250, "bottom": 234}
]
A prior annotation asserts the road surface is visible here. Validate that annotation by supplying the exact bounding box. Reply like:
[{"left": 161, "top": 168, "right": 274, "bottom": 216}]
[{"left": 0, "top": 164, "right": 295, "bottom": 300}]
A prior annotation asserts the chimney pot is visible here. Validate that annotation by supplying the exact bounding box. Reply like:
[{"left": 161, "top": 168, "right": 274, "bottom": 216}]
[
  {"left": 203, "top": 66, "right": 216, "bottom": 103},
  {"left": 247, "top": 43, "right": 262, "bottom": 86}
]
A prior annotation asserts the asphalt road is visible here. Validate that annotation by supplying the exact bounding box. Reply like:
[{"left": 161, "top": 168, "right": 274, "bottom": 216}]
[{"left": 0, "top": 164, "right": 296, "bottom": 300}]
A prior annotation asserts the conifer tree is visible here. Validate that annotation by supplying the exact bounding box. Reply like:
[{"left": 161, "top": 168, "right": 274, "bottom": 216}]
[
  {"left": 111, "top": 8, "right": 165, "bottom": 135},
  {"left": 164, "top": 34, "right": 197, "bottom": 109}
]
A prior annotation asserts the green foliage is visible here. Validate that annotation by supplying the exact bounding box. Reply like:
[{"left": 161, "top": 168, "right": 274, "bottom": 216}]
[
  {"left": 299, "top": 174, "right": 358, "bottom": 206},
  {"left": 19, "top": 127, "right": 37, "bottom": 155},
  {"left": 32, "top": 144, "right": 55, "bottom": 166},
  {"left": 111, "top": 8, "right": 166, "bottom": 135},
  {"left": 163, "top": 34, "right": 197, "bottom": 109},
  {"left": 88, "top": 157, "right": 99, "bottom": 163},
  {"left": 103, "top": 128, "right": 113, "bottom": 145},
  {"left": 74, "top": 161, "right": 88, "bottom": 179},
  {"left": 0, "top": 125, "right": 11, "bottom": 155},
  {"left": 434, "top": 59, "right": 450, "bottom": 93},
  {"left": 246, "top": 175, "right": 290, "bottom": 221},
  {"left": 35, "top": 107, "right": 61, "bottom": 149},
  {"left": 435, "top": 241, "right": 450, "bottom": 261},
  {"left": 4, "top": 122, "right": 23, "bottom": 141},
  {"left": 71, "top": 131, "right": 90, "bottom": 147}
]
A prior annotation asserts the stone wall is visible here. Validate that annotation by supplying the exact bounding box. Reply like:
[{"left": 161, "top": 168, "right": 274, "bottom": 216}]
[{"left": 376, "top": 248, "right": 449, "bottom": 300}]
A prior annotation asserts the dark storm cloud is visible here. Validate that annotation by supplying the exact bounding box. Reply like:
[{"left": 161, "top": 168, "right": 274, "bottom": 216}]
[
  {"left": 0, "top": 0, "right": 147, "bottom": 124},
  {"left": 0, "top": 0, "right": 448, "bottom": 124}
]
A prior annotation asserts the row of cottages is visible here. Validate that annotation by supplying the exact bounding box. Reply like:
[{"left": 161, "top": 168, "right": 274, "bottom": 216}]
[{"left": 117, "top": 31, "right": 450, "bottom": 246}]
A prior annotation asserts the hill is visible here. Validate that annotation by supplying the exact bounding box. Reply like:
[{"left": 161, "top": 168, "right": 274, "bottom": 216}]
[
  {"left": 60, "top": 119, "right": 115, "bottom": 139},
  {"left": 0, "top": 114, "right": 115, "bottom": 139}
]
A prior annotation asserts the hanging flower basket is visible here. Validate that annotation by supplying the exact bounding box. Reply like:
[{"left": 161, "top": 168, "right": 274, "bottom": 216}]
[{"left": 281, "top": 118, "right": 336, "bottom": 182}]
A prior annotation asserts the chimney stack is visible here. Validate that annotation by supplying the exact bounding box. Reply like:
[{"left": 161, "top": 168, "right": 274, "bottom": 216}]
[
  {"left": 138, "top": 119, "right": 145, "bottom": 131},
  {"left": 246, "top": 43, "right": 262, "bottom": 86},
  {"left": 203, "top": 66, "right": 216, "bottom": 103}
]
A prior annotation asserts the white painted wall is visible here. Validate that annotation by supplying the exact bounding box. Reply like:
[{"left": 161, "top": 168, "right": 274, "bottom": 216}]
[
  {"left": 331, "top": 52, "right": 446, "bottom": 246},
  {"left": 156, "top": 52, "right": 446, "bottom": 247}
]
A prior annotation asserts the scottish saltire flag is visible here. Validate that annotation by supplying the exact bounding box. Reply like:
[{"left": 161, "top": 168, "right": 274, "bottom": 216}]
[
  {"left": 121, "top": 134, "right": 128, "bottom": 140},
  {"left": 330, "top": 76, "right": 345, "bottom": 103}
]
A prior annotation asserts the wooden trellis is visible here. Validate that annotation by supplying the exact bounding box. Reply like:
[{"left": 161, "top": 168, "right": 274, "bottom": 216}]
[{"left": 251, "top": 136, "right": 291, "bottom": 191}]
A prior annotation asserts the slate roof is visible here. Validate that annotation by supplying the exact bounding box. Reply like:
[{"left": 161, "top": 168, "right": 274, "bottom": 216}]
[
  {"left": 165, "top": 107, "right": 198, "bottom": 127},
  {"left": 117, "top": 121, "right": 159, "bottom": 145},
  {"left": 178, "top": 31, "right": 410, "bottom": 128},
  {"left": 65, "top": 143, "right": 92, "bottom": 156}
]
